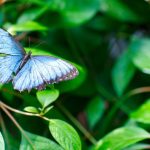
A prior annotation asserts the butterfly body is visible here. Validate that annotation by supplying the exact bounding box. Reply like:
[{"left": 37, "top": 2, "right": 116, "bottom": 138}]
[
  {"left": 0, "top": 29, "right": 78, "bottom": 92},
  {"left": 16, "top": 51, "right": 31, "bottom": 74}
]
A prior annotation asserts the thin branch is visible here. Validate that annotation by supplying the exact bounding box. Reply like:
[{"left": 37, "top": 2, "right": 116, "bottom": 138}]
[
  {"left": 0, "top": 104, "right": 35, "bottom": 150},
  {"left": 101, "top": 86, "right": 150, "bottom": 135},
  {"left": 0, "top": 101, "right": 49, "bottom": 122}
]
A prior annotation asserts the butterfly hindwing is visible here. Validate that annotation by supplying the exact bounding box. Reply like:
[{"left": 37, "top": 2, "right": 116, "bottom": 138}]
[
  {"left": 0, "top": 29, "right": 25, "bottom": 83},
  {"left": 13, "top": 56, "right": 78, "bottom": 92},
  {"left": 0, "top": 55, "right": 23, "bottom": 83}
]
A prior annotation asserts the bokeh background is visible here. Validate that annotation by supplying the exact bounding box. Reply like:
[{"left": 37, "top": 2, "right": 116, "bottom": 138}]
[{"left": 1, "top": 0, "right": 150, "bottom": 150}]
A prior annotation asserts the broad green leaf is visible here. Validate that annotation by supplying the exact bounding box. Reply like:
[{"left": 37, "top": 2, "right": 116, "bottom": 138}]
[
  {"left": 48, "top": 0, "right": 100, "bottom": 26},
  {"left": 24, "top": 106, "right": 39, "bottom": 114},
  {"left": 19, "top": 131, "right": 63, "bottom": 150},
  {"left": 1, "top": 84, "right": 14, "bottom": 102},
  {"left": 8, "top": 21, "right": 48, "bottom": 33},
  {"left": 130, "top": 99, "right": 150, "bottom": 124},
  {"left": 124, "top": 143, "right": 150, "bottom": 150},
  {"left": 25, "top": 48, "right": 57, "bottom": 57},
  {"left": 94, "top": 126, "right": 150, "bottom": 150},
  {"left": 85, "top": 96, "right": 105, "bottom": 129},
  {"left": 26, "top": 0, "right": 100, "bottom": 26},
  {"left": 112, "top": 50, "right": 136, "bottom": 96},
  {"left": 60, "top": 11, "right": 96, "bottom": 26},
  {"left": 17, "top": 6, "right": 48, "bottom": 23},
  {"left": 36, "top": 89, "right": 59, "bottom": 108},
  {"left": 0, "top": 132, "right": 5, "bottom": 150},
  {"left": 129, "top": 37, "right": 150, "bottom": 74},
  {"left": 49, "top": 119, "right": 81, "bottom": 150}
]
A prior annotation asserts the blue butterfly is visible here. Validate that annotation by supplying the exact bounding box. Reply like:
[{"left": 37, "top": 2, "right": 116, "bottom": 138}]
[{"left": 0, "top": 28, "right": 78, "bottom": 92}]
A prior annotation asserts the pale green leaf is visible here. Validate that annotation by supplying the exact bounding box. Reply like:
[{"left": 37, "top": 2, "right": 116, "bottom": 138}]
[
  {"left": 129, "top": 37, "right": 150, "bottom": 74},
  {"left": 130, "top": 99, "right": 150, "bottom": 124},
  {"left": 8, "top": 21, "right": 48, "bottom": 33},
  {"left": 19, "top": 131, "right": 63, "bottom": 150},
  {"left": 0, "top": 132, "right": 5, "bottom": 150},
  {"left": 36, "top": 89, "right": 59, "bottom": 108},
  {"left": 94, "top": 126, "right": 150, "bottom": 150},
  {"left": 17, "top": 6, "right": 48, "bottom": 23},
  {"left": 124, "top": 143, "right": 150, "bottom": 150},
  {"left": 49, "top": 119, "right": 81, "bottom": 150},
  {"left": 24, "top": 106, "right": 39, "bottom": 114}
]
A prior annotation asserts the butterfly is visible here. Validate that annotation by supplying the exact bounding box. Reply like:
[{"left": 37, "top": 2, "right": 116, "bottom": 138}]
[{"left": 0, "top": 28, "right": 78, "bottom": 92}]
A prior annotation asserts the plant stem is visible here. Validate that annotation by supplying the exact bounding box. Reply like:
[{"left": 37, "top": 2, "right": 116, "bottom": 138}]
[
  {"left": 56, "top": 102, "right": 97, "bottom": 145},
  {"left": 0, "top": 103, "right": 35, "bottom": 150},
  {"left": 0, "top": 101, "right": 49, "bottom": 121},
  {"left": 101, "top": 86, "right": 150, "bottom": 135}
]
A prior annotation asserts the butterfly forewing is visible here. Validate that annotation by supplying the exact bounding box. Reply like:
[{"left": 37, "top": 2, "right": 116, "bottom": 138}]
[
  {"left": 0, "top": 29, "right": 25, "bottom": 55},
  {"left": 0, "top": 29, "right": 25, "bottom": 83},
  {"left": 13, "top": 56, "right": 78, "bottom": 92}
]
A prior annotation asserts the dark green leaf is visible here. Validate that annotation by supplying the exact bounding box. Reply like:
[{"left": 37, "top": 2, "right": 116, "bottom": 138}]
[
  {"left": 99, "top": 0, "right": 144, "bottom": 22},
  {"left": 85, "top": 96, "right": 105, "bottom": 129},
  {"left": 112, "top": 50, "right": 136, "bottom": 96}
]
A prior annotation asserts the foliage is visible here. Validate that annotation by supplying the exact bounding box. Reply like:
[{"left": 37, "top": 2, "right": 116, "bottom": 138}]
[{"left": 0, "top": 0, "right": 150, "bottom": 150}]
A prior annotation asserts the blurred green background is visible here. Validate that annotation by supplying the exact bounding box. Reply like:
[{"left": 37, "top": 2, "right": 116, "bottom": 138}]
[{"left": 1, "top": 0, "right": 150, "bottom": 150}]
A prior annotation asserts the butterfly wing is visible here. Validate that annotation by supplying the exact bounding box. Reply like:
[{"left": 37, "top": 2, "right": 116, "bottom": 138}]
[
  {"left": 13, "top": 56, "right": 78, "bottom": 92},
  {"left": 0, "top": 29, "right": 25, "bottom": 55},
  {"left": 0, "top": 29, "right": 25, "bottom": 83}
]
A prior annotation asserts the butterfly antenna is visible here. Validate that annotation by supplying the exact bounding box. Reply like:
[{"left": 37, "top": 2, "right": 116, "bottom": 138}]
[
  {"left": 29, "top": 36, "right": 31, "bottom": 48},
  {"left": 32, "top": 40, "right": 47, "bottom": 49}
]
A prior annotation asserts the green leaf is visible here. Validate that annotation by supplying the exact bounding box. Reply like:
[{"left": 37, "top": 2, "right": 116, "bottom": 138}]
[
  {"left": 85, "top": 96, "right": 105, "bottom": 129},
  {"left": 129, "top": 37, "right": 150, "bottom": 74},
  {"left": 99, "top": 0, "right": 143, "bottom": 22},
  {"left": 17, "top": 6, "right": 48, "bottom": 23},
  {"left": 130, "top": 99, "right": 150, "bottom": 124},
  {"left": 124, "top": 143, "right": 150, "bottom": 150},
  {"left": 50, "top": 0, "right": 100, "bottom": 26},
  {"left": 25, "top": 48, "right": 57, "bottom": 57},
  {"left": 49, "top": 119, "right": 81, "bottom": 150},
  {"left": 19, "top": 131, "right": 63, "bottom": 150},
  {"left": 8, "top": 21, "right": 48, "bottom": 33},
  {"left": 43, "top": 106, "right": 54, "bottom": 115},
  {"left": 37, "top": 89, "right": 59, "bottom": 108},
  {"left": 24, "top": 106, "right": 39, "bottom": 114},
  {"left": 0, "top": 132, "right": 5, "bottom": 150},
  {"left": 94, "top": 126, "right": 150, "bottom": 150},
  {"left": 112, "top": 50, "right": 136, "bottom": 96}
]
